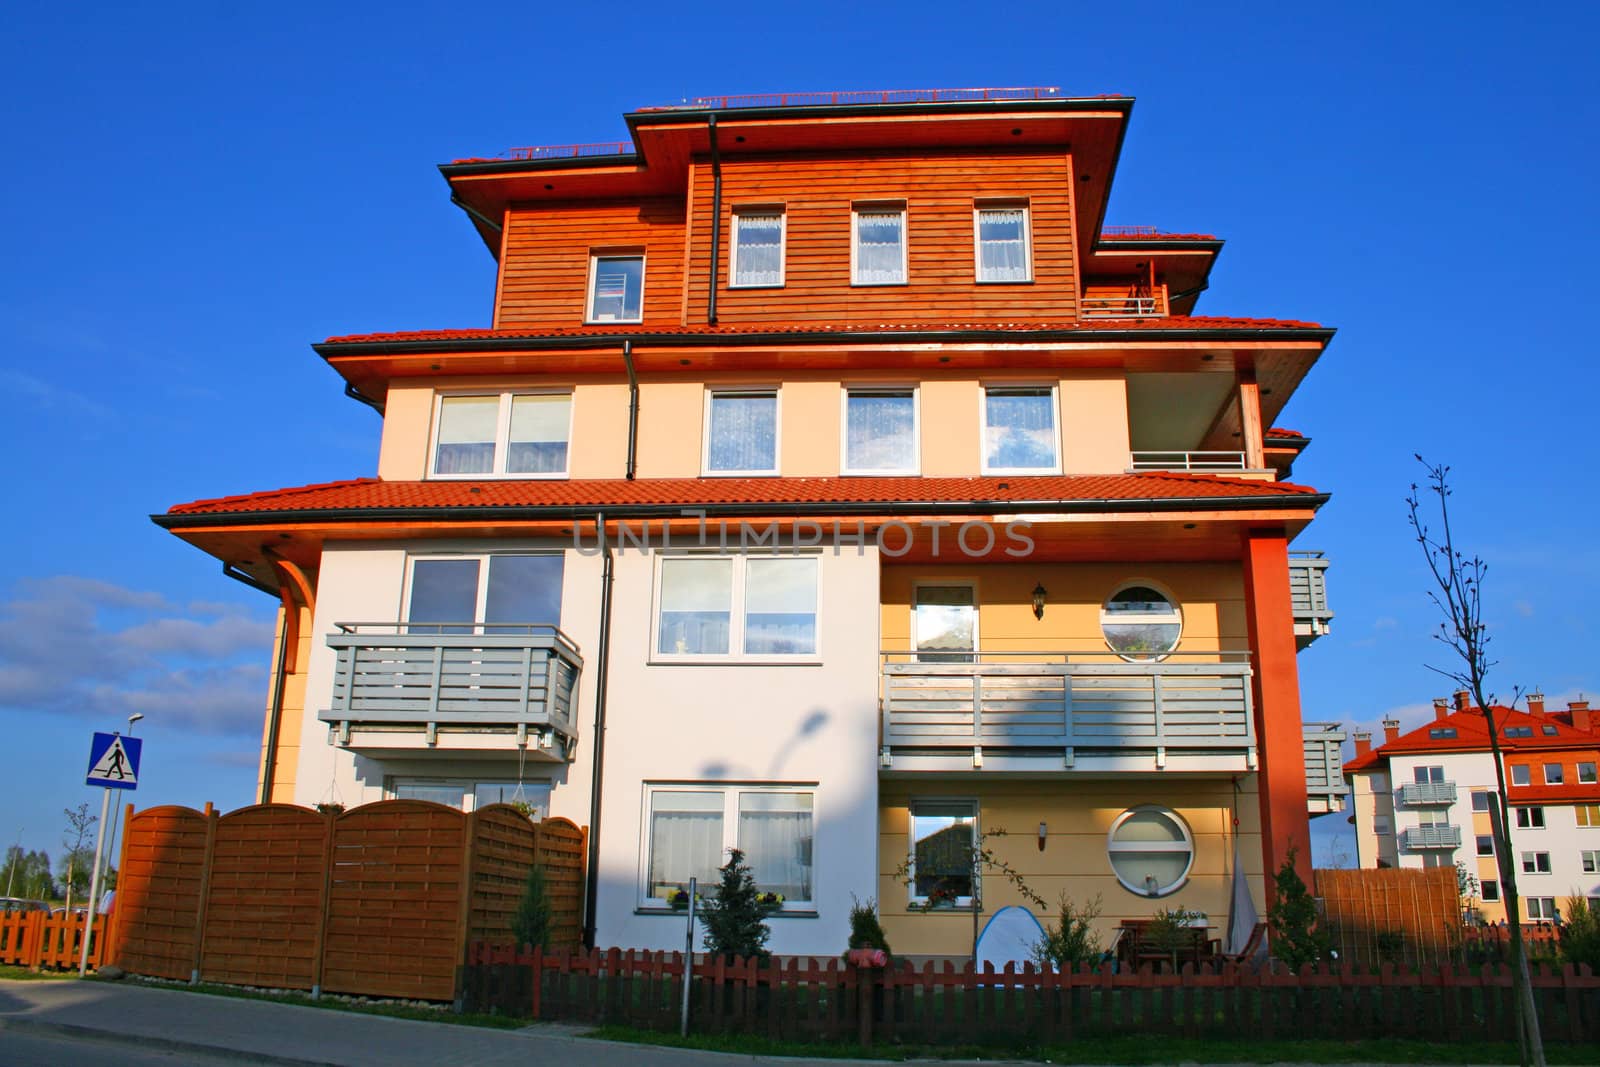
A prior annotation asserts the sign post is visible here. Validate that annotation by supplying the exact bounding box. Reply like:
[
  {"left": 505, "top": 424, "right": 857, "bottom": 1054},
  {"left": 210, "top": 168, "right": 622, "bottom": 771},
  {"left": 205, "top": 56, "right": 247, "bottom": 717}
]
[{"left": 79, "top": 731, "right": 141, "bottom": 976}]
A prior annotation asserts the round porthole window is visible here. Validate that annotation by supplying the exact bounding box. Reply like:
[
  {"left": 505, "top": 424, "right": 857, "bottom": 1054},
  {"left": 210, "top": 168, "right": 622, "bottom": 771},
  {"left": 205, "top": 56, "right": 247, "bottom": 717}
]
[
  {"left": 1100, "top": 584, "right": 1182, "bottom": 661},
  {"left": 1107, "top": 806, "right": 1194, "bottom": 897}
]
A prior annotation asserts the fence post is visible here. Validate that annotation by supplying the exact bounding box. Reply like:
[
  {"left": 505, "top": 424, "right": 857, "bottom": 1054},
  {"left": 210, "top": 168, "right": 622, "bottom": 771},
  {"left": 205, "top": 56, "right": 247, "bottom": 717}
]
[
  {"left": 309, "top": 807, "right": 336, "bottom": 999},
  {"left": 189, "top": 803, "right": 219, "bottom": 985},
  {"left": 453, "top": 809, "right": 479, "bottom": 1013},
  {"left": 857, "top": 964, "right": 874, "bottom": 1046},
  {"left": 530, "top": 943, "right": 543, "bottom": 1020}
]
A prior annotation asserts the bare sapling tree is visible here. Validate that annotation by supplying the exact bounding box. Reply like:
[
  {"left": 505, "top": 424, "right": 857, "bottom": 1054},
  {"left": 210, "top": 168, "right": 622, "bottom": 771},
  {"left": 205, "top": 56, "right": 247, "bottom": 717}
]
[
  {"left": 60, "top": 803, "right": 96, "bottom": 913},
  {"left": 1407, "top": 456, "right": 1543, "bottom": 1067}
]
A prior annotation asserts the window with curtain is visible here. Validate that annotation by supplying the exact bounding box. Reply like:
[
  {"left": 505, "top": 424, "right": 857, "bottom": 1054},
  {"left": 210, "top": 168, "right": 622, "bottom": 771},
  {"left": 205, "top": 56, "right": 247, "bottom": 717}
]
[
  {"left": 705, "top": 390, "right": 778, "bottom": 473},
  {"left": 844, "top": 389, "right": 916, "bottom": 473},
  {"left": 732, "top": 211, "right": 785, "bottom": 287},
  {"left": 853, "top": 208, "right": 906, "bottom": 284},
  {"left": 647, "top": 791, "right": 725, "bottom": 899},
  {"left": 738, "top": 792, "right": 813, "bottom": 900},
  {"left": 975, "top": 205, "right": 1031, "bottom": 282},
  {"left": 432, "top": 392, "right": 571, "bottom": 478},
  {"left": 743, "top": 557, "right": 817, "bottom": 655},
  {"left": 644, "top": 786, "right": 816, "bottom": 906},
  {"left": 982, "top": 386, "right": 1058, "bottom": 472},
  {"left": 588, "top": 254, "right": 644, "bottom": 322},
  {"left": 657, "top": 557, "right": 733, "bottom": 655},
  {"left": 655, "top": 555, "right": 820, "bottom": 660}
]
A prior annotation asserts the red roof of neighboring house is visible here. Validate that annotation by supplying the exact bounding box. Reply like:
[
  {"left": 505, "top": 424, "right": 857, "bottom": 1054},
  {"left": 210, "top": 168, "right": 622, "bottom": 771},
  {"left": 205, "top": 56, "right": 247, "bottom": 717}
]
[
  {"left": 1344, "top": 704, "right": 1599, "bottom": 775},
  {"left": 319, "top": 316, "right": 1326, "bottom": 347},
  {"left": 1265, "top": 427, "right": 1305, "bottom": 439},
  {"left": 163, "top": 472, "right": 1322, "bottom": 520}
]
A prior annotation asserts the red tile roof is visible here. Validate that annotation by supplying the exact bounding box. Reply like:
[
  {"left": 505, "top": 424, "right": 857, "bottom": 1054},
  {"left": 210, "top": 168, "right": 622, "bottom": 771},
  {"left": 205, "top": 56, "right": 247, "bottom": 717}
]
[
  {"left": 1344, "top": 705, "right": 1599, "bottom": 775},
  {"left": 1097, "top": 233, "right": 1220, "bottom": 242},
  {"left": 319, "top": 316, "right": 1326, "bottom": 347},
  {"left": 1265, "top": 427, "right": 1305, "bottom": 439},
  {"left": 164, "top": 472, "right": 1322, "bottom": 520}
]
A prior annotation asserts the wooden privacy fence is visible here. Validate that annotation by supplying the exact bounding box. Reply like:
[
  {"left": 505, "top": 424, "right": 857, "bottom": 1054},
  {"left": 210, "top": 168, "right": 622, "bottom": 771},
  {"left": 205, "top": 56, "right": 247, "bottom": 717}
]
[
  {"left": 0, "top": 909, "right": 111, "bottom": 970},
  {"left": 112, "top": 800, "right": 585, "bottom": 1001},
  {"left": 1316, "top": 866, "right": 1460, "bottom": 967},
  {"left": 462, "top": 946, "right": 1600, "bottom": 1046}
]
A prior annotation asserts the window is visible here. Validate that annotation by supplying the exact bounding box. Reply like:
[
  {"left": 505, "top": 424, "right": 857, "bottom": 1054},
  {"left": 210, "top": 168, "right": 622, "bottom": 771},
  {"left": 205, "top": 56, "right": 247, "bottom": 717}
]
[
  {"left": 1373, "top": 817, "right": 1391, "bottom": 835},
  {"left": 406, "top": 554, "right": 564, "bottom": 633},
  {"left": 587, "top": 254, "right": 644, "bottom": 322},
  {"left": 643, "top": 786, "right": 814, "bottom": 908},
  {"left": 1525, "top": 897, "right": 1557, "bottom": 922},
  {"left": 982, "top": 385, "right": 1059, "bottom": 473},
  {"left": 1421, "top": 852, "right": 1446, "bottom": 869},
  {"left": 1107, "top": 806, "right": 1195, "bottom": 897},
  {"left": 1505, "top": 726, "right": 1534, "bottom": 738},
  {"left": 1583, "top": 850, "right": 1600, "bottom": 873},
  {"left": 843, "top": 388, "right": 917, "bottom": 474},
  {"left": 914, "top": 584, "right": 977, "bottom": 663},
  {"left": 654, "top": 555, "right": 818, "bottom": 660},
  {"left": 1471, "top": 791, "right": 1491, "bottom": 812},
  {"left": 1417, "top": 810, "right": 1449, "bottom": 829},
  {"left": 1580, "top": 762, "right": 1597, "bottom": 785},
  {"left": 432, "top": 393, "right": 572, "bottom": 477},
  {"left": 1542, "top": 725, "right": 1560, "bottom": 736},
  {"left": 1429, "top": 727, "right": 1457, "bottom": 739},
  {"left": 1477, "top": 834, "right": 1495, "bottom": 856},
  {"left": 853, "top": 205, "right": 907, "bottom": 285},
  {"left": 1512, "top": 765, "right": 1532, "bottom": 786},
  {"left": 732, "top": 210, "right": 785, "bottom": 287},
  {"left": 1482, "top": 880, "right": 1500, "bottom": 902},
  {"left": 1521, "top": 851, "right": 1551, "bottom": 874},
  {"left": 1579, "top": 805, "right": 1600, "bottom": 827},
  {"left": 1414, "top": 766, "right": 1445, "bottom": 784},
  {"left": 392, "top": 778, "right": 551, "bottom": 817},
  {"left": 974, "top": 203, "right": 1031, "bottom": 282},
  {"left": 1101, "top": 584, "right": 1182, "bottom": 661},
  {"left": 1545, "top": 763, "right": 1565, "bottom": 785},
  {"left": 1515, "top": 807, "right": 1546, "bottom": 829},
  {"left": 910, "top": 800, "right": 977, "bottom": 906},
  {"left": 705, "top": 389, "right": 779, "bottom": 474}
]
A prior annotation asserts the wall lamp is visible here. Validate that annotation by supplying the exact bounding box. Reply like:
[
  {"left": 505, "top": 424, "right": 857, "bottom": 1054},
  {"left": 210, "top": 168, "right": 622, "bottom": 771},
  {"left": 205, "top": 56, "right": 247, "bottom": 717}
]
[
  {"left": 1031, "top": 583, "right": 1048, "bottom": 620},
  {"left": 1037, "top": 821, "right": 1047, "bottom": 851}
]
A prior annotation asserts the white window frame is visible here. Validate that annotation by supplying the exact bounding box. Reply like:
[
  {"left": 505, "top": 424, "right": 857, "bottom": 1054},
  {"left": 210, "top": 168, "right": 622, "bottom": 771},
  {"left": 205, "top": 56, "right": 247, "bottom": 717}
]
[
  {"left": 402, "top": 551, "right": 565, "bottom": 628},
  {"left": 1521, "top": 851, "right": 1552, "bottom": 874},
  {"left": 973, "top": 201, "right": 1033, "bottom": 283},
  {"left": 1107, "top": 805, "right": 1195, "bottom": 898},
  {"left": 1579, "top": 762, "right": 1598, "bottom": 785},
  {"left": 702, "top": 388, "right": 781, "bottom": 476},
  {"left": 912, "top": 580, "right": 979, "bottom": 663},
  {"left": 1544, "top": 762, "right": 1565, "bottom": 785},
  {"left": 908, "top": 797, "right": 979, "bottom": 908},
  {"left": 1100, "top": 579, "right": 1184, "bottom": 663},
  {"left": 841, "top": 386, "right": 920, "bottom": 475},
  {"left": 1471, "top": 791, "right": 1491, "bottom": 812},
  {"left": 1526, "top": 896, "right": 1558, "bottom": 921},
  {"left": 1515, "top": 806, "right": 1546, "bottom": 829},
  {"left": 851, "top": 202, "right": 908, "bottom": 286},
  {"left": 429, "top": 391, "right": 574, "bottom": 480},
  {"left": 1477, "top": 834, "right": 1495, "bottom": 856},
  {"left": 1580, "top": 804, "right": 1600, "bottom": 827},
  {"left": 730, "top": 208, "right": 787, "bottom": 289},
  {"left": 1511, "top": 764, "right": 1532, "bottom": 786},
  {"left": 1583, "top": 850, "right": 1600, "bottom": 874},
  {"left": 979, "top": 383, "right": 1062, "bottom": 475},
  {"left": 650, "top": 552, "right": 821, "bottom": 664},
  {"left": 638, "top": 783, "right": 817, "bottom": 910},
  {"left": 585, "top": 252, "right": 645, "bottom": 323}
]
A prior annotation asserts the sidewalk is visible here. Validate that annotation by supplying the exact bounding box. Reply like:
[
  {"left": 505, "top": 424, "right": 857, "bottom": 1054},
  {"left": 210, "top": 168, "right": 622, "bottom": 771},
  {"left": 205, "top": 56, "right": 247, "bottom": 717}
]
[{"left": 0, "top": 978, "right": 884, "bottom": 1066}]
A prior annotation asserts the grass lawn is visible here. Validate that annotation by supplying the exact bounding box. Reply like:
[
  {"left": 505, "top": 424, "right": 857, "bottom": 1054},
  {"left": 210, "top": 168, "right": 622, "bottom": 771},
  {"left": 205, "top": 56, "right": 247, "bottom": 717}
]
[
  {"left": 0, "top": 964, "right": 79, "bottom": 981},
  {"left": 586, "top": 1024, "right": 1600, "bottom": 1064}
]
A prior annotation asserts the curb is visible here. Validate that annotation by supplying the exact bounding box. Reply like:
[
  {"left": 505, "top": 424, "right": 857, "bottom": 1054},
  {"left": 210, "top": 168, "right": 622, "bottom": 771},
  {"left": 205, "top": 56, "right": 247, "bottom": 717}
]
[{"left": 0, "top": 1016, "right": 341, "bottom": 1066}]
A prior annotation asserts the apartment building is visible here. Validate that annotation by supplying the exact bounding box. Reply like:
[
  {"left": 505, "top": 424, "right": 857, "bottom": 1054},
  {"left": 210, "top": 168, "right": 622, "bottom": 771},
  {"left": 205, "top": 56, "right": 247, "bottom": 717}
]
[
  {"left": 1345, "top": 691, "right": 1600, "bottom": 923},
  {"left": 154, "top": 88, "right": 1341, "bottom": 956}
]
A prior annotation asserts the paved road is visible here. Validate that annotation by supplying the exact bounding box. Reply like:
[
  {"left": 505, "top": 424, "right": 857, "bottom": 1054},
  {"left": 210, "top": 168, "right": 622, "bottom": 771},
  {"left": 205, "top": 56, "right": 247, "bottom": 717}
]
[{"left": 0, "top": 1027, "right": 245, "bottom": 1066}]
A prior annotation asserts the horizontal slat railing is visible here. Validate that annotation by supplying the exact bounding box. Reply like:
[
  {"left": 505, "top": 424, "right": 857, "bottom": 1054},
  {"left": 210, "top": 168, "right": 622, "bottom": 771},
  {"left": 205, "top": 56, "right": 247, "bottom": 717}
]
[
  {"left": 1288, "top": 552, "right": 1333, "bottom": 620},
  {"left": 1398, "top": 781, "right": 1458, "bottom": 806},
  {"left": 1402, "top": 824, "right": 1462, "bottom": 849},
  {"left": 323, "top": 624, "right": 582, "bottom": 739},
  {"left": 881, "top": 653, "right": 1254, "bottom": 767},
  {"left": 1129, "top": 451, "right": 1248, "bottom": 472}
]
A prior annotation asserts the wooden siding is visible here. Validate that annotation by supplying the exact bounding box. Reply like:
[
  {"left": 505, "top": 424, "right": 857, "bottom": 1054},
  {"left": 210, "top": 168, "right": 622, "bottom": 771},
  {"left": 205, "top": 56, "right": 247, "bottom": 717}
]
[
  {"left": 685, "top": 151, "right": 1080, "bottom": 325},
  {"left": 497, "top": 198, "right": 686, "bottom": 328}
]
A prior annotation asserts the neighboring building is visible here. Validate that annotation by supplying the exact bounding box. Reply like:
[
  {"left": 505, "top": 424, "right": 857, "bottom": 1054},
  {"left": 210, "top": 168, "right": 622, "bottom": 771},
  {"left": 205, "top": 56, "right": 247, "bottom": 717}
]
[
  {"left": 154, "top": 88, "right": 1340, "bottom": 957},
  {"left": 1344, "top": 691, "right": 1600, "bottom": 923}
]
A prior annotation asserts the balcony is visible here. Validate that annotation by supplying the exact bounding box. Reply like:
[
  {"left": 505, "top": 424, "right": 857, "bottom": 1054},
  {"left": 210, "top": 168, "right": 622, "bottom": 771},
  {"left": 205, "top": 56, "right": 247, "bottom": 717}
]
[
  {"left": 1082, "top": 294, "right": 1164, "bottom": 319},
  {"left": 879, "top": 652, "right": 1255, "bottom": 774},
  {"left": 1401, "top": 824, "right": 1462, "bottom": 850},
  {"left": 1303, "top": 722, "right": 1350, "bottom": 815},
  {"left": 1398, "top": 780, "right": 1458, "bottom": 807},
  {"left": 321, "top": 623, "right": 582, "bottom": 759},
  {"left": 1288, "top": 552, "right": 1334, "bottom": 647}
]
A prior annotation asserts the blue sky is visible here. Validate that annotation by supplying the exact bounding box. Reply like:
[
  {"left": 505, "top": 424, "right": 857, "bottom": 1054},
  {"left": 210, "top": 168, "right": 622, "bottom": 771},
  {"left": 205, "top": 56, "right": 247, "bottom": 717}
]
[{"left": 1, "top": 2, "right": 1597, "bottom": 871}]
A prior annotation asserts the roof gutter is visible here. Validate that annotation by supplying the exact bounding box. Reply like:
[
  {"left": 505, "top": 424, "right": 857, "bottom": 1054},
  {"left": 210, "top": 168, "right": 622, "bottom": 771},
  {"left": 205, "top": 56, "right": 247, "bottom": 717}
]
[
  {"left": 449, "top": 194, "right": 504, "bottom": 237},
  {"left": 153, "top": 491, "right": 1329, "bottom": 531}
]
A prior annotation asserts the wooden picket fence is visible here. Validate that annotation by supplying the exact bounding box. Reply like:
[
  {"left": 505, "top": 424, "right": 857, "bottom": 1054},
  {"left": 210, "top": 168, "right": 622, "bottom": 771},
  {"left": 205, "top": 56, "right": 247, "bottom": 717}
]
[
  {"left": 461, "top": 945, "right": 1600, "bottom": 1046},
  {"left": 0, "top": 909, "right": 112, "bottom": 970},
  {"left": 111, "top": 800, "right": 585, "bottom": 1000}
]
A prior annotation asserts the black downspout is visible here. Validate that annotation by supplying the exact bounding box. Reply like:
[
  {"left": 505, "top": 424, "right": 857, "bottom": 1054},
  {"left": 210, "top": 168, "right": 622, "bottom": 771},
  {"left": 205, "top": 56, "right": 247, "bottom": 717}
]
[
  {"left": 344, "top": 383, "right": 385, "bottom": 415},
  {"left": 582, "top": 514, "right": 615, "bottom": 948},
  {"left": 450, "top": 194, "right": 504, "bottom": 237},
  {"left": 707, "top": 115, "right": 722, "bottom": 326},
  {"left": 223, "top": 563, "right": 289, "bottom": 803},
  {"left": 622, "top": 340, "right": 639, "bottom": 481}
]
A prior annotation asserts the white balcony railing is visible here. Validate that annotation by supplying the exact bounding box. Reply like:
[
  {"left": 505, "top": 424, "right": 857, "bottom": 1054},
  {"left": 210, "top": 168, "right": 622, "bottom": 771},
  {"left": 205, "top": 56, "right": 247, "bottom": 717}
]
[
  {"left": 880, "top": 652, "right": 1254, "bottom": 773},
  {"left": 1304, "top": 721, "right": 1350, "bottom": 815},
  {"left": 322, "top": 623, "right": 582, "bottom": 755},
  {"left": 1402, "top": 824, "right": 1461, "bottom": 850},
  {"left": 1398, "top": 781, "right": 1458, "bottom": 806},
  {"left": 1130, "top": 451, "right": 1248, "bottom": 472},
  {"left": 1082, "top": 295, "right": 1163, "bottom": 319}
]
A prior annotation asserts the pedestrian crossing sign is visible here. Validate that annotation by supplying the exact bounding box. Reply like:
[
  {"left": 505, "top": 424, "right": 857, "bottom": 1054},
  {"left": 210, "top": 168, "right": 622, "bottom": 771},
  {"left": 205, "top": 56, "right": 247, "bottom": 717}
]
[{"left": 85, "top": 732, "right": 142, "bottom": 790}]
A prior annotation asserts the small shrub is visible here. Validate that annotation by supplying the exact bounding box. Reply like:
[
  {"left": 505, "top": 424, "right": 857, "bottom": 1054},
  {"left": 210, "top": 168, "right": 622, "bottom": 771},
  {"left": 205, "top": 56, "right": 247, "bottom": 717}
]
[
  {"left": 511, "top": 863, "right": 552, "bottom": 951},
  {"left": 1267, "top": 846, "right": 1329, "bottom": 969},
  {"left": 1143, "top": 905, "right": 1205, "bottom": 968},
  {"left": 846, "top": 895, "right": 891, "bottom": 956},
  {"left": 1559, "top": 895, "right": 1600, "bottom": 970},
  {"left": 1032, "top": 892, "right": 1104, "bottom": 970},
  {"left": 699, "top": 848, "right": 778, "bottom": 962}
]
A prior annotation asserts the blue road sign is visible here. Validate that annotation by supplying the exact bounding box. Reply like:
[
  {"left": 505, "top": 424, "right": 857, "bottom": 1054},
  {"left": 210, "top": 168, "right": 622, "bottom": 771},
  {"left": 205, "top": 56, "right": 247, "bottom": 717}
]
[{"left": 85, "top": 732, "right": 142, "bottom": 790}]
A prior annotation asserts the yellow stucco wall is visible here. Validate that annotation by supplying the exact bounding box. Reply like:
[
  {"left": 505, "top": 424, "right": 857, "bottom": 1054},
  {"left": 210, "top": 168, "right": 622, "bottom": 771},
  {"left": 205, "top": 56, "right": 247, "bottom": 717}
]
[
  {"left": 257, "top": 603, "right": 313, "bottom": 803},
  {"left": 877, "top": 777, "right": 1264, "bottom": 956}
]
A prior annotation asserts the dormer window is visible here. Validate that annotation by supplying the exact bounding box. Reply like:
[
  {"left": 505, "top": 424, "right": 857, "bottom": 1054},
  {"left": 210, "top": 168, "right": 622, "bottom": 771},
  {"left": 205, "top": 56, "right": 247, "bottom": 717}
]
[
  {"left": 587, "top": 254, "right": 644, "bottom": 322},
  {"left": 731, "top": 209, "right": 785, "bottom": 287}
]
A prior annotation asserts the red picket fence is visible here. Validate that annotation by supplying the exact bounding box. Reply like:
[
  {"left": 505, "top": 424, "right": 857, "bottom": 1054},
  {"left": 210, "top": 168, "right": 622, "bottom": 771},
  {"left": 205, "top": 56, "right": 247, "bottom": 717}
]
[
  {"left": 460, "top": 944, "right": 1600, "bottom": 1046},
  {"left": 0, "top": 909, "right": 113, "bottom": 970}
]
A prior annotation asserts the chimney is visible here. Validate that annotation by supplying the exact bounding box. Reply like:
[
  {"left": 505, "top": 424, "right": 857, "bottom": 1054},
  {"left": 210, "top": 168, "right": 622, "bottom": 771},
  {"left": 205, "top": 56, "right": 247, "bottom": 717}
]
[
  {"left": 1433, "top": 698, "right": 1450, "bottom": 721},
  {"left": 1354, "top": 731, "right": 1372, "bottom": 758},
  {"left": 1383, "top": 717, "right": 1401, "bottom": 743},
  {"left": 1527, "top": 691, "right": 1545, "bottom": 715},
  {"left": 1571, "top": 699, "right": 1592, "bottom": 732},
  {"left": 1453, "top": 689, "right": 1472, "bottom": 712}
]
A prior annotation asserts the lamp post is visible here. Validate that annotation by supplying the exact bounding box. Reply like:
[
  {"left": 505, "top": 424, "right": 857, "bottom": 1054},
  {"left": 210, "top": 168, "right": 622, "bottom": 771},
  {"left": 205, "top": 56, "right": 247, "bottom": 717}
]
[
  {"left": 4, "top": 827, "right": 20, "bottom": 898},
  {"left": 101, "top": 714, "right": 143, "bottom": 900}
]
